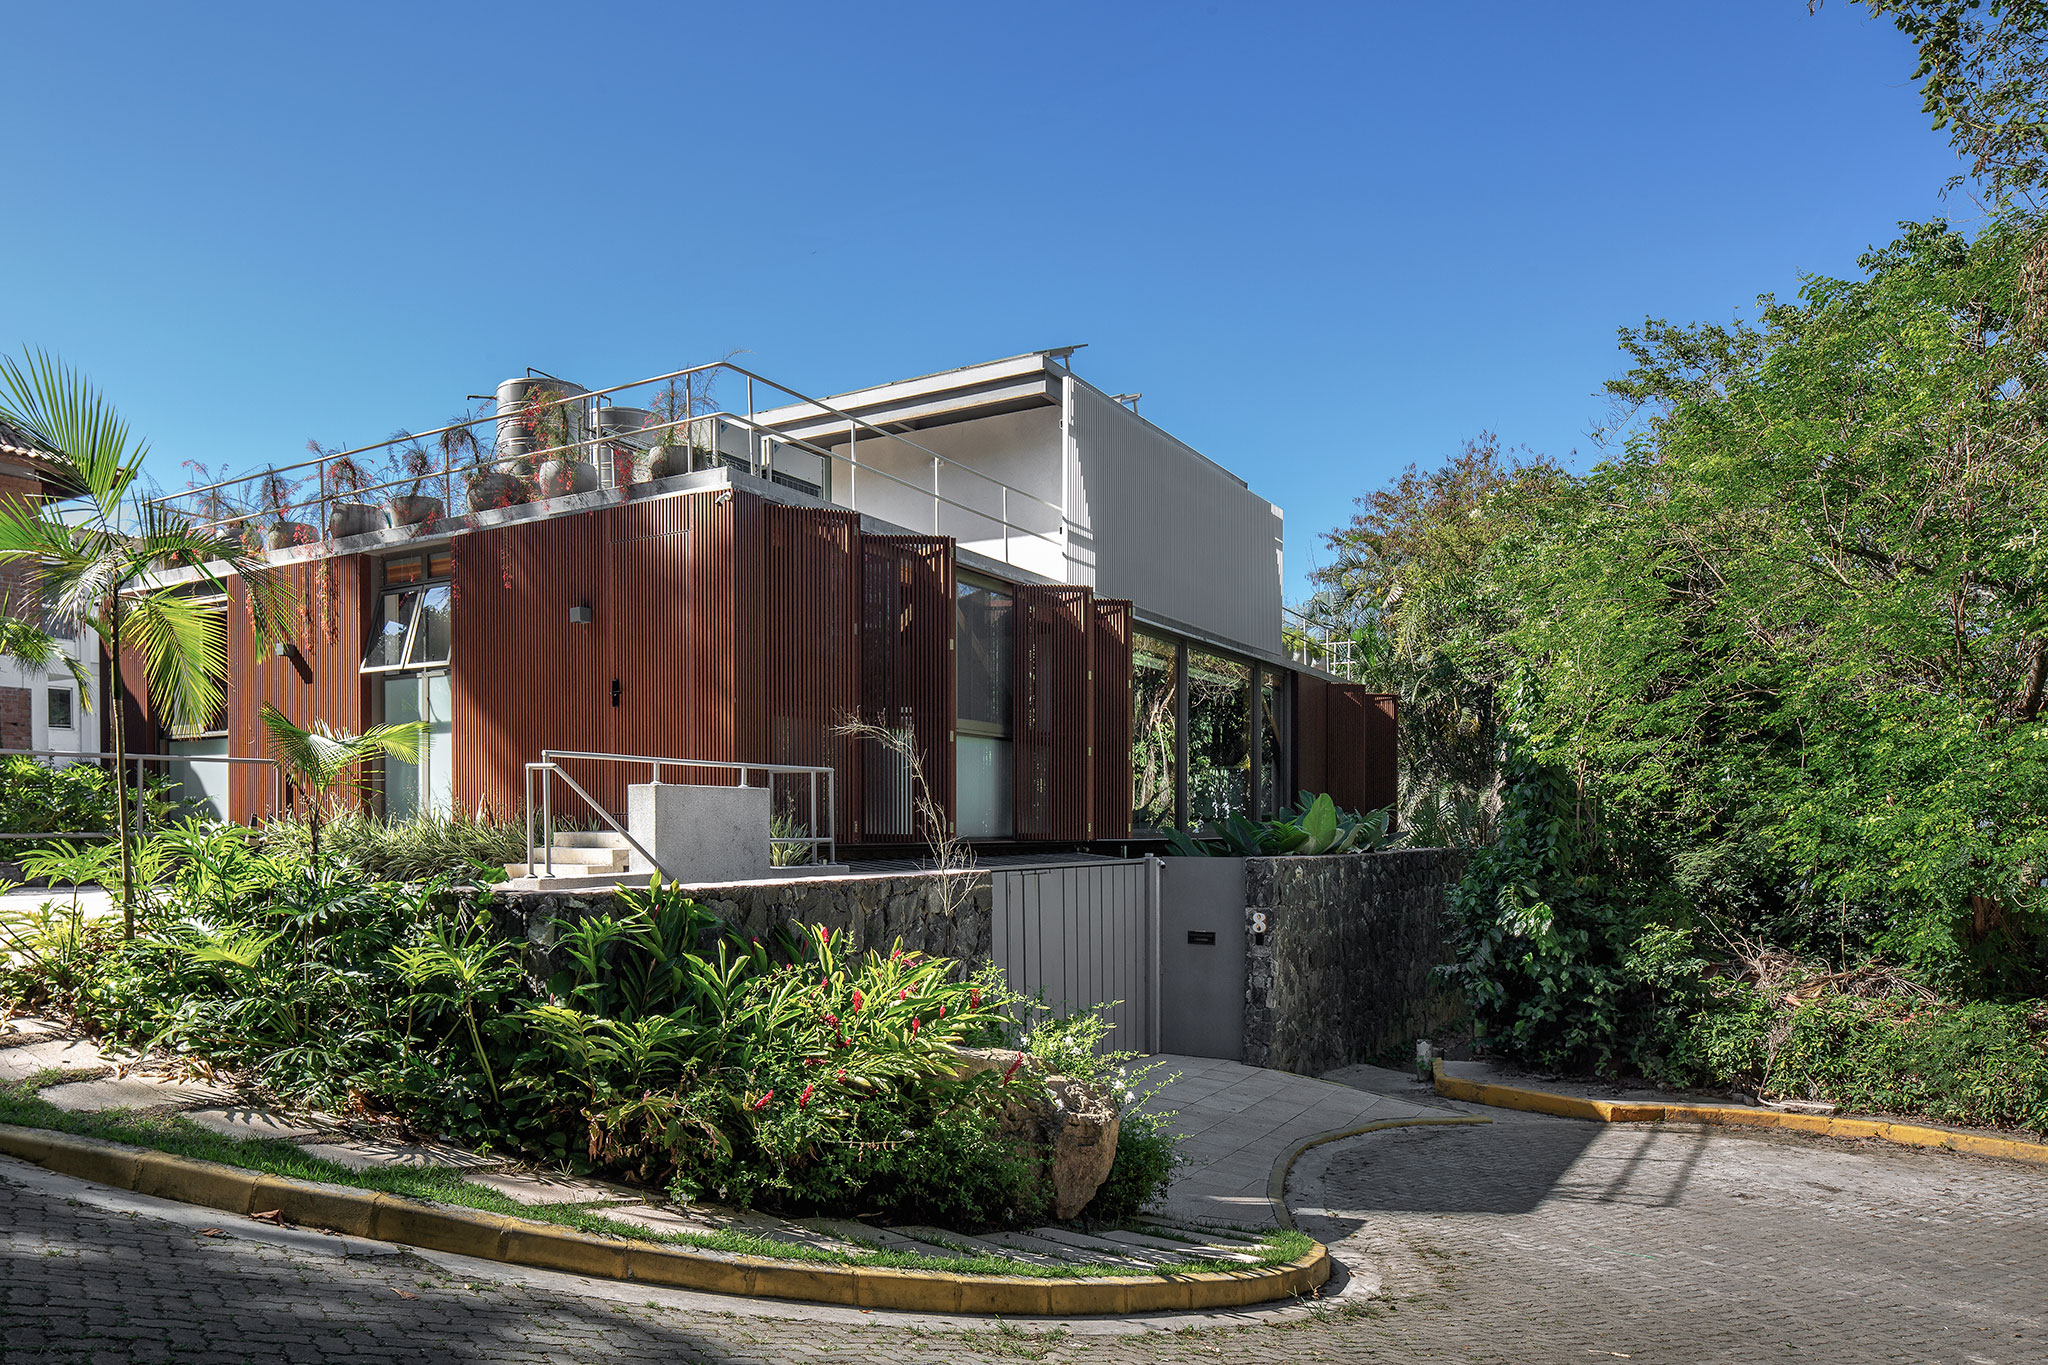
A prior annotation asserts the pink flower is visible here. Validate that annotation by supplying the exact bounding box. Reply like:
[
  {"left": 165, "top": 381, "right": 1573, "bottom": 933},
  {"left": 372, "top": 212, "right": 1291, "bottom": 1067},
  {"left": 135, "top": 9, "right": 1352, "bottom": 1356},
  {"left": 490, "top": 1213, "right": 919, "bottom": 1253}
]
[
  {"left": 822, "top": 1013, "right": 838, "bottom": 1026},
  {"left": 938, "top": 1005, "right": 946, "bottom": 1019},
  {"left": 752, "top": 1091, "right": 774, "bottom": 1110},
  {"left": 851, "top": 989, "right": 864, "bottom": 1012},
  {"left": 910, "top": 1018, "right": 920, "bottom": 1034},
  {"left": 1003, "top": 1053, "right": 1024, "bottom": 1084},
  {"left": 798, "top": 1084, "right": 814, "bottom": 1107}
]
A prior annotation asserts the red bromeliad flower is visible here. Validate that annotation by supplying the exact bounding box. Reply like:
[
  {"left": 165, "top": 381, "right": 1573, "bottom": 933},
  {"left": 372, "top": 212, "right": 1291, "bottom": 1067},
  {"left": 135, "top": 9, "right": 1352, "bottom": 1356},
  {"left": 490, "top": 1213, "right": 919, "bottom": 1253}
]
[
  {"left": 751, "top": 1091, "right": 773, "bottom": 1110},
  {"left": 938, "top": 1005, "right": 946, "bottom": 1019},
  {"left": 909, "top": 1017, "right": 920, "bottom": 1034},
  {"left": 851, "top": 989, "right": 864, "bottom": 1012},
  {"left": 822, "top": 1013, "right": 838, "bottom": 1027},
  {"left": 899, "top": 987, "right": 910, "bottom": 1002},
  {"left": 1002, "top": 1052, "right": 1024, "bottom": 1083},
  {"left": 798, "top": 1084, "right": 814, "bottom": 1107}
]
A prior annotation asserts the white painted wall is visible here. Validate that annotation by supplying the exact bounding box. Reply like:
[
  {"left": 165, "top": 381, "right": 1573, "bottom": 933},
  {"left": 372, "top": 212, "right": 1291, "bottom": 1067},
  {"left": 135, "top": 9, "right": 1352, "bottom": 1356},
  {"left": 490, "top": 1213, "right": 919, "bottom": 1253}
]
[
  {"left": 1063, "top": 378, "right": 1283, "bottom": 655},
  {"left": 0, "top": 635, "right": 99, "bottom": 759}
]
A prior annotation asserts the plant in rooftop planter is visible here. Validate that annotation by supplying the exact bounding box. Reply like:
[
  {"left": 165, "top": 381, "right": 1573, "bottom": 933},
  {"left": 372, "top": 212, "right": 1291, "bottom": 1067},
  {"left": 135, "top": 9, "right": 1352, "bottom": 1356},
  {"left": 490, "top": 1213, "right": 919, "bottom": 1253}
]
[
  {"left": 179, "top": 459, "right": 263, "bottom": 555},
  {"left": 383, "top": 431, "right": 446, "bottom": 530},
  {"left": 464, "top": 467, "right": 529, "bottom": 515},
  {"left": 257, "top": 465, "right": 317, "bottom": 552},
  {"left": 523, "top": 385, "right": 597, "bottom": 498},
  {"left": 314, "top": 439, "right": 382, "bottom": 541}
]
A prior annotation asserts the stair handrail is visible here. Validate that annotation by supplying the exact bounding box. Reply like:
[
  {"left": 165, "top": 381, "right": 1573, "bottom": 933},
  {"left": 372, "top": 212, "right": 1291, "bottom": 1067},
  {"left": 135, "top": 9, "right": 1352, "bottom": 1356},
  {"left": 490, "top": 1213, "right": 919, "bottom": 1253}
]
[{"left": 523, "top": 749, "right": 837, "bottom": 879}]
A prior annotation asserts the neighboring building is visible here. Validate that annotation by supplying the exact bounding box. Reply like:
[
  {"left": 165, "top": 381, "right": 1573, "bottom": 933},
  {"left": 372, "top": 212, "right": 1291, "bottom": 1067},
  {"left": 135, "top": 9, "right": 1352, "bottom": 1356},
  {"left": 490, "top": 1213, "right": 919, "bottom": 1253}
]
[
  {"left": 0, "top": 417, "right": 97, "bottom": 759},
  {"left": 130, "top": 350, "right": 1394, "bottom": 850}
]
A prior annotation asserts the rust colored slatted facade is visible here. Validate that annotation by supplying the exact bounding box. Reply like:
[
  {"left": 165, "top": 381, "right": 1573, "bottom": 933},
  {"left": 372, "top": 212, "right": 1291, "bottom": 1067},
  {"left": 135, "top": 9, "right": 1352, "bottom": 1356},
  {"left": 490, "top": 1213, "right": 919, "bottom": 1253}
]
[
  {"left": 1313, "top": 682, "right": 1399, "bottom": 821},
  {"left": 452, "top": 505, "right": 609, "bottom": 818},
  {"left": 1294, "top": 673, "right": 1329, "bottom": 799},
  {"left": 453, "top": 490, "right": 761, "bottom": 820},
  {"left": 1014, "top": 584, "right": 1094, "bottom": 841},
  {"left": 759, "top": 504, "right": 863, "bottom": 846},
  {"left": 858, "top": 534, "right": 955, "bottom": 842},
  {"left": 1090, "top": 598, "right": 1133, "bottom": 841},
  {"left": 225, "top": 558, "right": 372, "bottom": 822}
]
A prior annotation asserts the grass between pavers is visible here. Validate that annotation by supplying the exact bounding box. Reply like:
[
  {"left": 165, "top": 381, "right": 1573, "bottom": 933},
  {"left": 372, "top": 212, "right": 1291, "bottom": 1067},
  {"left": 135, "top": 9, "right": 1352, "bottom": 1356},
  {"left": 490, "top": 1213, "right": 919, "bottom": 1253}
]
[{"left": 0, "top": 1083, "right": 1311, "bottom": 1280}]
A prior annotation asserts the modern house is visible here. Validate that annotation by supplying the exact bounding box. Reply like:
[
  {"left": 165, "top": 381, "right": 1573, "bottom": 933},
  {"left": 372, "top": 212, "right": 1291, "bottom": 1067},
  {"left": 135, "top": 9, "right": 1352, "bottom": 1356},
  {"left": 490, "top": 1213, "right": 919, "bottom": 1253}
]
[
  {"left": 0, "top": 417, "right": 98, "bottom": 759},
  {"left": 126, "top": 350, "right": 1394, "bottom": 855}
]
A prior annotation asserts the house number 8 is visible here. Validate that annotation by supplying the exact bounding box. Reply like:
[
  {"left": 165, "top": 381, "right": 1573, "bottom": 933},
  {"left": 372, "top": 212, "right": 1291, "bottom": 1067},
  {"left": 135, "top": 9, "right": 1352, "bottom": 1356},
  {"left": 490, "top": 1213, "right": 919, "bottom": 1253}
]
[{"left": 1250, "top": 912, "right": 1268, "bottom": 934}]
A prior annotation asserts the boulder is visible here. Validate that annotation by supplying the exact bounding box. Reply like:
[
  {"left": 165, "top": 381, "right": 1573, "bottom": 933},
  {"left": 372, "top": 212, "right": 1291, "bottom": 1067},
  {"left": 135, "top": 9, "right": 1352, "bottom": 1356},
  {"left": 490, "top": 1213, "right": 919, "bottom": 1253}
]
[{"left": 952, "top": 1047, "right": 1121, "bottom": 1221}]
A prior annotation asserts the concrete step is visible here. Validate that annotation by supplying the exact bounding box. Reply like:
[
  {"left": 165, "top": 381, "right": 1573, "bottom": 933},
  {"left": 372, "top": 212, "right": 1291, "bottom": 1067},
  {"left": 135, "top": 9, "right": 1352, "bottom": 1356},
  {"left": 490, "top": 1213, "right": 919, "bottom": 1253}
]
[
  {"left": 493, "top": 872, "right": 655, "bottom": 894},
  {"left": 549, "top": 831, "right": 632, "bottom": 850},
  {"left": 539, "top": 845, "right": 630, "bottom": 867}
]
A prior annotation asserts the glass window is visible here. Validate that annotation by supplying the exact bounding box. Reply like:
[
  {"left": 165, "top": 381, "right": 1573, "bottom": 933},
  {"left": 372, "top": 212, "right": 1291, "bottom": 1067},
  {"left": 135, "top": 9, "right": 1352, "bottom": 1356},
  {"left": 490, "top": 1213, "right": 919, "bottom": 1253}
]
[
  {"left": 428, "top": 550, "right": 454, "bottom": 578},
  {"left": 362, "top": 590, "right": 419, "bottom": 671},
  {"left": 1132, "top": 632, "right": 1177, "bottom": 831},
  {"left": 1260, "top": 668, "right": 1290, "bottom": 817},
  {"left": 956, "top": 735, "right": 1013, "bottom": 839},
  {"left": 1187, "top": 648, "right": 1251, "bottom": 827},
  {"left": 411, "top": 584, "right": 452, "bottom": 665},
  {"left": 385, "top": 556, "right": 425, "bottom": 586},
  {"left": 46, "top": 687, "right": 72, "bottom": 730},
  {"left": 382, "top": 674, "right": 423, "bottom": 820},
  {"left": 956, "top": 577, "right": 1013, "bottom": 736}
]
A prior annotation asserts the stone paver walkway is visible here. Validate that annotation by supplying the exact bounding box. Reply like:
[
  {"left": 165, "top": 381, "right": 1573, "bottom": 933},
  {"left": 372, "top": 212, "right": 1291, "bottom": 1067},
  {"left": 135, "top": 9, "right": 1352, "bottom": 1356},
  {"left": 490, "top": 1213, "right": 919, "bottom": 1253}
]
[{"left": 1141, "top": 1053, "right": 1442, "bottom": 1226}]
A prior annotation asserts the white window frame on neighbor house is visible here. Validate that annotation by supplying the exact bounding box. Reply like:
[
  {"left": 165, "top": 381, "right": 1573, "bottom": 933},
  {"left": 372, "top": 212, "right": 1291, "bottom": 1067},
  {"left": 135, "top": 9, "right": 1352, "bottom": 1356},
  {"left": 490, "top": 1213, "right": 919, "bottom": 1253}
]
[{"left": 45, "top": 685, "right": 73, "bottom": 732}]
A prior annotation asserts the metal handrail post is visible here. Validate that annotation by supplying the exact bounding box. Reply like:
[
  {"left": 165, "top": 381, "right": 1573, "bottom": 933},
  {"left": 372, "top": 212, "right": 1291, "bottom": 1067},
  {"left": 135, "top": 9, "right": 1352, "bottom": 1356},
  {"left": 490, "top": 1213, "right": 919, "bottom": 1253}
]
[
  {"left": 542, "top": 767, "right": 554, "bottom": 877},
  {"left": 524, "top": 765, "right": 535, "bottom": 876},
  {"left": 827, "top": 770, "right": 837, "bottom": 864}
]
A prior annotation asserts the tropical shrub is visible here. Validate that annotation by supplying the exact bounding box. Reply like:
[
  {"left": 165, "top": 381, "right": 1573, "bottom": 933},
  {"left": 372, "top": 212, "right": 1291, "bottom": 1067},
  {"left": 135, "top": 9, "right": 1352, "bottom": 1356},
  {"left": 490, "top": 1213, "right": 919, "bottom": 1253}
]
[
  {"left": 1165, "top": 792, "right": 1394, "bottom": 858},
  {"left": 0, "top": 756, "right": 178, "bottom": 856},
  {"left": 256, "top": 809, "right": 527, "bottom": 883},
  {"left": 2, "top": 828, "right": 1152, "bottom": 1226}
]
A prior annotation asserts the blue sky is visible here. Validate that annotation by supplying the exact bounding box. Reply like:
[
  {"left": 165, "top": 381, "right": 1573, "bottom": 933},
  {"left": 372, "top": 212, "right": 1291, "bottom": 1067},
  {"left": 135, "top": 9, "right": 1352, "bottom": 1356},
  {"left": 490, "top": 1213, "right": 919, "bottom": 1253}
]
[{"left": 0, "top": 1, "right": 1964, "bottom": 600}]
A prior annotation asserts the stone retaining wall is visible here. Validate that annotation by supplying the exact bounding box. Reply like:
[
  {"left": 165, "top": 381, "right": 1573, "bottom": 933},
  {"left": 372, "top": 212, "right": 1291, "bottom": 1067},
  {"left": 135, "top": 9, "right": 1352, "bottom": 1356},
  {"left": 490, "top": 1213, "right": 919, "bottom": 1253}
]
[
  {"left": 488, "top": 871, "right": 993, "bottom": 990},
  {"left": 1242, "top": 848, "right": 1468, "bottom": 1074}
]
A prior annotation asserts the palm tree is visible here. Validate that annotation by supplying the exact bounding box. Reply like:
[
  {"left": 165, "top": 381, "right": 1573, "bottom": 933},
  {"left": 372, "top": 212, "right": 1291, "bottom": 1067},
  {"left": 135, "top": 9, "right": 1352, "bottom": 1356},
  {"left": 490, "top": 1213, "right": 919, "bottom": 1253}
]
[
  {"left": 0, "top": 351, "right": 296, "bottom": 937},
  {"left": 258, "top": 703, "right": 422, "bottom": 871}
]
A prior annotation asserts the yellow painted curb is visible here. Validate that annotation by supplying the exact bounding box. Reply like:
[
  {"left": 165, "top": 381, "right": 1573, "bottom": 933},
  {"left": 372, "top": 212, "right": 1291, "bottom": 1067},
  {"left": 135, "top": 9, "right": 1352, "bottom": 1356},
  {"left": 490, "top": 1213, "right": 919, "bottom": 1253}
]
[
  {"left": 1264, "top": 1115, "right": 1492, "bottom": 1228},
  {"left": 1431, "top": 1062, "right": 2048, "bottom": 1166},
  {"left": 0, "top": 1122, "right": 1328, "bottom": 1314}
]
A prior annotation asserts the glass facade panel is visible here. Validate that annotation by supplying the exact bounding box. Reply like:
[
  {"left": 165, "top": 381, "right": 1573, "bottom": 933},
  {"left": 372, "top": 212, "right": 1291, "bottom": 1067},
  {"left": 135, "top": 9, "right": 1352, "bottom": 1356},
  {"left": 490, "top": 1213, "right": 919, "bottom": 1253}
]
[
  {"left": 164, "top": 737, "right": 229, "bottom": 822},
  {"left": 956, "top": 578, "right": 1013, "bottom": 735},
  {"left": 1132, "top": 632, "right": 1177, "bottom": 831},
  {"left": 363, "top": 590, "right": 417, "bottom": 670},
  {"left": 1188, "top": 648, "right": 1251, "bottom": 827},
  {"left": 411, "top": 584, "right": 452, "bottom": 665},
  {"left": 1259, "top": 668, "right": 1289, "bottom": 816},
  {"left": 382, "top": 674, "right": 422, "bottom": 820},
  {"left": 423, "top": 671, "right": 453, "bottom": 816},
  {"left": 956, "top": 735, "right": 1013, "bottom": 838}
]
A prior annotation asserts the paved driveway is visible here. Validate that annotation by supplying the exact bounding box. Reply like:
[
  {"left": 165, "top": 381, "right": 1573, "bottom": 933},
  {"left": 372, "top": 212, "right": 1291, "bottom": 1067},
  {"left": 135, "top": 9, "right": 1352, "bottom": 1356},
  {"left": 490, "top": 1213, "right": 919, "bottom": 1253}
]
[{"left": 3, "top": 1077, "right": 2041, "bottom": 1362}]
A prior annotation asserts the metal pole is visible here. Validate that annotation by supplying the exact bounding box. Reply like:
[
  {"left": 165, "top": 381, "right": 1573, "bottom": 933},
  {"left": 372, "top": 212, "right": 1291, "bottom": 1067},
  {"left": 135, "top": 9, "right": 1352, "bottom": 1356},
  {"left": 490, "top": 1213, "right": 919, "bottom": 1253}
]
[
  {"left": 932, "top": 458, "right": 940, "bottom": 533},
  {"left": 808, "top": 772, "right": 818, "bottom": 864},
  {"left": 1145, "top": 853, "right": 1162, "bottom": 1054},
  {"left": 524, "top": 766, "right": 534, "bottom": 877},
  {"left": 1174, "top": 640, "right": 1190, "bottom": 832},
  {"left": 827, "top": 770, "right": 837, "bottom": 864},
  {"left": 543, "top": 770, "right": 554, "bottom": 877}
]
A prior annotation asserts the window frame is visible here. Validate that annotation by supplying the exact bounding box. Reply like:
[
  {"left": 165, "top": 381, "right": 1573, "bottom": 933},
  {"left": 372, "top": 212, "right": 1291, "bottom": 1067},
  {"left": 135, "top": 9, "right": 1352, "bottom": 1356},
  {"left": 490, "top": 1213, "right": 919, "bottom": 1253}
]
[
  {"left": 45, "top": 685, "right": 73, "bottom": 731},
  {"left": 360, "top": 577, "right": 452, "bottom": 675}
]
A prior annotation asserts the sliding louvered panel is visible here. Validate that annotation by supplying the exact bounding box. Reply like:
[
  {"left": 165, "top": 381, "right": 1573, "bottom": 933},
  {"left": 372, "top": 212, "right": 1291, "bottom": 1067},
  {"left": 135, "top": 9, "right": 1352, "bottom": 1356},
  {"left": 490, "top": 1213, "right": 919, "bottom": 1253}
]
[
  {"left": 1013, "top": 584, "right": 1093, "bottom": 841},
  {"left": 1090, "top": 597, "right": 1134, "bottom": 841},
  {"left": 762, "top": 503, "right": 863, "bottom": 848},
  {"left": 858, "top": 534, "right": 955, "bottom": 843}
]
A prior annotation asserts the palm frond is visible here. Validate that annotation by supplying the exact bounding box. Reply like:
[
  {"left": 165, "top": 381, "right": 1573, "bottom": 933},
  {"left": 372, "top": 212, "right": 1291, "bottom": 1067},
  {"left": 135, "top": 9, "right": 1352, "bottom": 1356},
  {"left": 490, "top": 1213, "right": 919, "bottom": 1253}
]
[
  {"left": 0, "top": 603, "right": 92, "bottom": 699},
  {"left": 124, "top": 593, "right": 226, "bottom": 738},
  {"left": 0, "top": 350, "right": 145, "bottom": 524}
]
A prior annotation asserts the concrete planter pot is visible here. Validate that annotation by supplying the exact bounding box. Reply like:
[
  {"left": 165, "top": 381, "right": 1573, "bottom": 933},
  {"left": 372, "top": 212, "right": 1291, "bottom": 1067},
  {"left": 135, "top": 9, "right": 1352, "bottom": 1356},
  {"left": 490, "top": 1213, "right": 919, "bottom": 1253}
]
[
  {"left": 327, "top": 502, "right": 382, "bottom": 540},
  {"left": 264, "top": 521, "right": 319, "bottom": 551},
  {"left": 384, "top": 494, "right": 444, "bottom": 529},
  {"left": 465, "top": 471, "right": 529, "bottom": 513},
  {"left": 537, "top": 459, "right": 599, "bottom": 498},
  {"left": 631, "top": 446, "right": 683, "bottom": 484}
]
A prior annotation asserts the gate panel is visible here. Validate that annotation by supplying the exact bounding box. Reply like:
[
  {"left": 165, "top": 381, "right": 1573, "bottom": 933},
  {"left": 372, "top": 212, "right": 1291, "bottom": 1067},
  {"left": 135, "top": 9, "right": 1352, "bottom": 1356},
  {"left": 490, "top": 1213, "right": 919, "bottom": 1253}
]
[{"left": 990, "top": 859, "right": 1156, "bottom": 1052}]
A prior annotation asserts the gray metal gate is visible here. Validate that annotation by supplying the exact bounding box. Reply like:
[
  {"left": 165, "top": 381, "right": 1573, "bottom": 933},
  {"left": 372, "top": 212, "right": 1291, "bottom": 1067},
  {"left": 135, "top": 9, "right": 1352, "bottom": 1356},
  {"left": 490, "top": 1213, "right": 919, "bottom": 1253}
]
[{"left": 990, "top": 857, "right": 1159, "bottom": 1053}]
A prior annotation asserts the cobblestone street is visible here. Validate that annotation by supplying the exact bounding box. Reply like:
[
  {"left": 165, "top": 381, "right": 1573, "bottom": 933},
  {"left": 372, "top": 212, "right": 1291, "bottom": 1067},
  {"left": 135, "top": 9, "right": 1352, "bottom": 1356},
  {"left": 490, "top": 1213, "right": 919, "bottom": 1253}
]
[{"left": 2, "top": 1110, "right": 2040, "bottom": 1363}]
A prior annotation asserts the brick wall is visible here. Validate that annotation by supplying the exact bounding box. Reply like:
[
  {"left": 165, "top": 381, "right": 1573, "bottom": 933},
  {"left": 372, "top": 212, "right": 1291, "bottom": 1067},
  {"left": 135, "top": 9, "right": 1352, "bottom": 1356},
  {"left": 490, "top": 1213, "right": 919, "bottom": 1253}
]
[{"left": 0, "top": 686, "right": 30, "bottom": 749}]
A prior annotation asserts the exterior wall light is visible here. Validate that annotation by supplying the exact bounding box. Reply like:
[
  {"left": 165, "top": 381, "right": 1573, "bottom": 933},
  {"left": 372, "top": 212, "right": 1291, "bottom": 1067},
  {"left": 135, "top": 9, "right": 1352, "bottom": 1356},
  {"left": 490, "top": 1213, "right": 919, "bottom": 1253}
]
[{"left": 570, "top": 605, "right": 593, "bottom": 625}]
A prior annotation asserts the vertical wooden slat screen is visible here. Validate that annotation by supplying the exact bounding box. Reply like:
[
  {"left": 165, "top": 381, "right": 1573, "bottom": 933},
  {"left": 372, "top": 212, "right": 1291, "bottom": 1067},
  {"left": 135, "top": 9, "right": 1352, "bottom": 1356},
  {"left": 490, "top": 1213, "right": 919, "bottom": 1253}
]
[
  {"left": 1014, "top": 584, "right": 1094, "bottom": 841},
  {"left": 1363, "top": 691, "right": 1399, "bottom": 821},
  {"left": 763, "top": 503, "right": 863, "bottom": 847},
  {"left": 1294, "top": 671, "right": 1329, "bottom": 799},
  {"left": 452, "top": 507, "right": 609, "bottom": 817},
  {"left": 1319, "top": 682, "right": 1400, "bottom": 820},
  {"left": 858, "top": 534, "right": 955, "bottom": 843},
  {"left": 226, "top": 556, "right": 372, "bottom": 822},
  {"left": 1090, "top": 598, "right": 1133, "bottom": 841}
]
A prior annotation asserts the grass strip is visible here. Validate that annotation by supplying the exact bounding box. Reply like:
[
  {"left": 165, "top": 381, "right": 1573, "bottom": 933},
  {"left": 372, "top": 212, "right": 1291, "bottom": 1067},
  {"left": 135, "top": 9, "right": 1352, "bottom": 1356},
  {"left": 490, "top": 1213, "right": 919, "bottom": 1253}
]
[{"left": 0, "top": 1083, "right": 1309, "bottom": 1279}]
